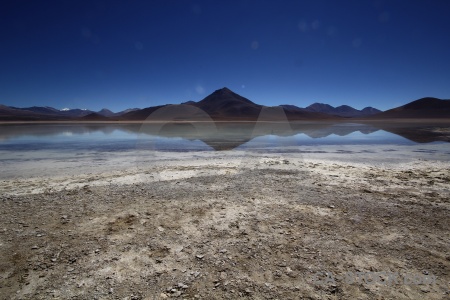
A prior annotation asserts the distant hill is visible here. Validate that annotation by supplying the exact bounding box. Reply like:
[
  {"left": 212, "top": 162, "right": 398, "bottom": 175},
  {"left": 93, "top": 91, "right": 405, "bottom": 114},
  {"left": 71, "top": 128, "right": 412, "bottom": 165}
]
[
  {"left": 80, "top": 112, "right": 112, "bottom": 121},
  {"left": 119, "top": 105, "right": 166, "bottom": 120},
  {"left": 303, "top": 103, "right": 381, "bottom": 117},
  {"left": 98, "top": 108, "right": 140, "bottom": 117},
  {"left": 10, "top": 106, "right": 61, "bottom": 115},
  {"left": 59, "top": 108, "right": 94, "bottom": 118},
  {"left": 369, "top": 97, "right": 450, "bottom": 118},
  {"left": 0, "top": 105, "right": 141, "bottom": 121},
  {"left": 0, "top": 105, "right": 64, "bottom": 121}
]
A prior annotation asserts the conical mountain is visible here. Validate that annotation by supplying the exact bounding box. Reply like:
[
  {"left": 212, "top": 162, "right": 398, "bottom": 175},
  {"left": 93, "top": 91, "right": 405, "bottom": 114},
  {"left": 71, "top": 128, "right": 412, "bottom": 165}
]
[
  {"left": 193, "top": 87, "right": 262, "bottom": 120},
  {"left": 98, "top": 108, "right": 115, "bottom": 117}
]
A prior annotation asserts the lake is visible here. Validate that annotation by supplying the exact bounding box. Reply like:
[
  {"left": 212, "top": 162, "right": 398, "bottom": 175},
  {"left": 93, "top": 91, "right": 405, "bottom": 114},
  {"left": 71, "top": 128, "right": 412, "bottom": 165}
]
[{"left": 1, "top": 122, "right": 449, "bottom": 179}]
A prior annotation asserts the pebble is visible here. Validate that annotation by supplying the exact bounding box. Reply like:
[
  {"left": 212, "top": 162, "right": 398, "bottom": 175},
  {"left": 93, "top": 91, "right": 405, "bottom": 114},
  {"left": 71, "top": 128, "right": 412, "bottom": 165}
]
[
  {"left": 196, "top": 254, "right": 204, "bottom": 259},
  {"left": 220, "top": 272, "right": 227, "bottom": 280},
  {"left": 177, "top": 283, "right": 188, "bottom": 289}
]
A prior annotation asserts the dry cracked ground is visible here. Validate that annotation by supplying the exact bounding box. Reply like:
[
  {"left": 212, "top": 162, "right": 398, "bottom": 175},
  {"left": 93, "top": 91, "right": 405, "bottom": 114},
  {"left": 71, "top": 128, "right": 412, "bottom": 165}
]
[{"left": 0, "top": 156, "right": 449, "bottom": 299}]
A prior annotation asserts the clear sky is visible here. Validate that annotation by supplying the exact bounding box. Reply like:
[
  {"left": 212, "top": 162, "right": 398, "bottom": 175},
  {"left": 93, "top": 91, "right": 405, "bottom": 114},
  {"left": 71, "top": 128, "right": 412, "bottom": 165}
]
[{"left": 1, "top": 0, "right": 450, "bottom": 112}]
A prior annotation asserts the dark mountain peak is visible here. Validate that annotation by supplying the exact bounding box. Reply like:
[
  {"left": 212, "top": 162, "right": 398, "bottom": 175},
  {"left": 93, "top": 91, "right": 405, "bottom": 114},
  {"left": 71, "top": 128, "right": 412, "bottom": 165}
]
[
  {"left": 402, "top": 97, "right": 449, "bottom": 110},
  {"left": 370, "top": 97, "right": 450, "bottom": 118},
  {"left": 182, "top": 100, "right": 196, "bottom": 105},
  {"left": 190, "top": 88, "right": 262, "bottom": 120},
  {"left": 81, "top": 112, "right": 110, "bottom": 120},
  {"left": 280, "top": 104, "right": 303, "bottom": 110},
  {"left": 335, "top": 105, "right": 354, "bottom": 110},
  {"left": 98, "top": 108, "right": 115, "bottom": 117},
  {"left": 206, "top": 87, "right": 247, "bottom": 100},
  {"left": 198, "top": 87, "right": 258, "bottom": 107},
  {"left": 305, "top": 103, "right": 335, "bottom": 115},
  {"left": 307, "top": 103, "right": 335, "bottom": 110},
  {"left": 361, "top": 107, "right": 382, "bottom": 113},
  {"left": 334, "top": 105, "right": 359, "bottom": 114},
  {"left": 217, "top": 87, "right": 232, "bottom": 93}
]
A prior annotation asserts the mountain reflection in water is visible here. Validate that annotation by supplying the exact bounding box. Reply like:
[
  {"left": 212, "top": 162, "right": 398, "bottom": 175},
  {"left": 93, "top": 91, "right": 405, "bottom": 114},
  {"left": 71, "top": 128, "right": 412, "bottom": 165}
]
[
  {"left": 0, "top": 121, "right": 449, "bottom": 151},
  {"left": 0, "top": 121, "right": 450, "bottom": 151}
]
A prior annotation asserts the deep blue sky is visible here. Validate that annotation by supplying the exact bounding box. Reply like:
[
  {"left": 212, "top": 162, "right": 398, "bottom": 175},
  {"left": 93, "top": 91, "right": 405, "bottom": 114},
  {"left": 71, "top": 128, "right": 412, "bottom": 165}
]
[{"left": 1, "top": 0, "right": 450, "bottom": 112}]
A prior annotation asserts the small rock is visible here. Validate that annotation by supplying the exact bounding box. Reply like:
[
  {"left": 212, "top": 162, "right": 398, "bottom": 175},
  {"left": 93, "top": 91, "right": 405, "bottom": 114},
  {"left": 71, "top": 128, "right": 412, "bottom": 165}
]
[
  {"left": 328, "top": 205, "right": 335, "bottom": 209},
  {"left": 219, "top": 249, "right": 227, "bottom": 253},
  {"left": 277, "top": 261, "right": 287, "bottom": 267},
  {"left": 220, "top": 272, "right": 227, "bottom": 280},
  {"left": 31, "top": 245, "right": 39, "bottom": 250},
  {"left": 157, "top": 226, "right": 164, "bottom": 232},
  {"left": 196, "top": 254, "right": 204, "bottom": 259},
  {"left": 173, "top": 291, "right": 182, "bottom": 297},
  {"left": 159, "top": 293, "right": 168, "bottom": 299},
  {"left": 177, "top": 283, "right": 188, "bottom": 289}
]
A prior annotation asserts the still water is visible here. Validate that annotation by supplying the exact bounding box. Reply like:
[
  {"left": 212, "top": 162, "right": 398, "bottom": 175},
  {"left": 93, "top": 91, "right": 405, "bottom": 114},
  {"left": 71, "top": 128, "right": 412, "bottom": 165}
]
[
  {"left": 1, "top": 122, "right": 449, "bottom": 152},
  {"left": 0, "top": 122, "right": 449, "bottom": 179}
]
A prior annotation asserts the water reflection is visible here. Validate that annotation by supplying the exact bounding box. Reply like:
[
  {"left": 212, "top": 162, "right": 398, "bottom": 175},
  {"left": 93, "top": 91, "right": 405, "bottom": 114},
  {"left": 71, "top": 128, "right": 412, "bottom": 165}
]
[{"left": 0, "top": 121, "right": 449, "bottom": 151}]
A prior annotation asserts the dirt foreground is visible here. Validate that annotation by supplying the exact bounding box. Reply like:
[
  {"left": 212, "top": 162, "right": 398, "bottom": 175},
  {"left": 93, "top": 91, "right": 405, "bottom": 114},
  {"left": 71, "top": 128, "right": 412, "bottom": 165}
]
[{"left": 0, "top": 154, "right": 449, "bottom": 299}]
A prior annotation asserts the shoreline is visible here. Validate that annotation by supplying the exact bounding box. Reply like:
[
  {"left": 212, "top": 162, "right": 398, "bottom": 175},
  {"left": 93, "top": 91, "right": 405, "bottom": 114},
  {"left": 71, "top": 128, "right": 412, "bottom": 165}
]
[{"left": 1, "top": 118, "right": 450, "bottom": 125}]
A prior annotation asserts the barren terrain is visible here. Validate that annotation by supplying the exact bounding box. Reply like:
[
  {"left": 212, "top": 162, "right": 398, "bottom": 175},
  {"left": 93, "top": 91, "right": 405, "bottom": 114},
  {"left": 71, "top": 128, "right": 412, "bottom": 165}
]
[{"left": 1, "top": 153, "right": 449, "bottom": 299}]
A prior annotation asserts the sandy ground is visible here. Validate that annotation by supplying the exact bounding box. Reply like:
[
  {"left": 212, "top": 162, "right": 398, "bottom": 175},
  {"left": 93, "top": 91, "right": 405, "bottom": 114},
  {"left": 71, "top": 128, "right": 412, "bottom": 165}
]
[{"left": 0, "top": 149, "right": 449, "bottom": 299}]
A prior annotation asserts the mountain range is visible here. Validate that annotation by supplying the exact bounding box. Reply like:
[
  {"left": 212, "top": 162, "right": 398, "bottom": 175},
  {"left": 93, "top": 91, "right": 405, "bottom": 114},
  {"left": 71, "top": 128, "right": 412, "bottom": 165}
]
[
  {"left": 280, "top": 103, "right": 381, "bottom": 118},
  {"left": 1, "top": 87, "right": 449, "bottom": 121}
]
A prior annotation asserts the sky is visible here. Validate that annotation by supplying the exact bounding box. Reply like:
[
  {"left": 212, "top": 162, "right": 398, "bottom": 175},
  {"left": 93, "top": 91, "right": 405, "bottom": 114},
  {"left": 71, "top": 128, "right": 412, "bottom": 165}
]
[{"left": 1, "top": 0, "right": 450, "bottom": 112}]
